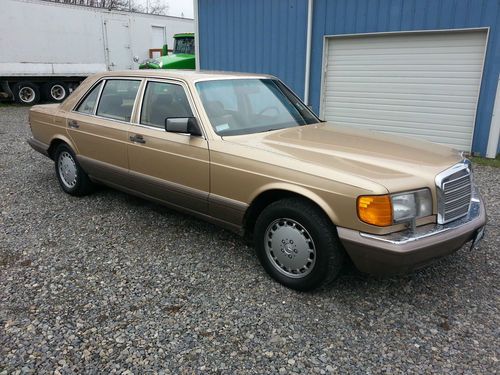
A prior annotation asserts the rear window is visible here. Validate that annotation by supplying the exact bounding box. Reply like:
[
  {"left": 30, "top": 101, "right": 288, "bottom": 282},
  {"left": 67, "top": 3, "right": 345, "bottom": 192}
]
[
  {"left": 96, "top": 80, "right": 141, "bottom": 122},
  {"left": 76, "top": 81, "right": 103, "bottom": 114}
]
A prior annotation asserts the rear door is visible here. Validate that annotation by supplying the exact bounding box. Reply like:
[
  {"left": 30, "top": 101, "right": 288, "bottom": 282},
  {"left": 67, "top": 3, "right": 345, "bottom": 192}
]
[
  {"left": 68, "top": 78, "right": 142, "bottom": 186},
  {"left": 127, "top": 79, "right": 210, "bottom": 214}
]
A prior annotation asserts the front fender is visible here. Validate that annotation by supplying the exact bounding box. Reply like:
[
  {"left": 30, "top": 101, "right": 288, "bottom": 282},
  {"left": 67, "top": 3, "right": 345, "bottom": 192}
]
[{"left": 249, "top": 182, "right": 341, "bottom": 225}]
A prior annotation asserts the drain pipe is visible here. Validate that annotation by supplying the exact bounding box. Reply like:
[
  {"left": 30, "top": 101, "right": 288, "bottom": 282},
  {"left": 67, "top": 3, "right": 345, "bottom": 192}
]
[
  {"left": 304, "top": 0, "right": 314, "bottom": 105},
  {"left": 194, "top": 0, "right": 200, "bottom": 71},
  {"left": 486, "top": 74, "right": 500, "bottom": 158}
]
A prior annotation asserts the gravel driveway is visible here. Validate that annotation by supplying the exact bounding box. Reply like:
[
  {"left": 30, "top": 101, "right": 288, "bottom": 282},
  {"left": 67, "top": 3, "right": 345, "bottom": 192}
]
[{"left": 1, "top": 105, "right": 499, "bottom": 374}]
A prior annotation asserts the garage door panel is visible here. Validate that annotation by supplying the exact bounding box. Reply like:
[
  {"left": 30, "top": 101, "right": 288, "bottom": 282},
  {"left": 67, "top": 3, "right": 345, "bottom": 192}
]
[
  {"left": 329, "top": 76, "right": 480, "bottom": 85},
  {"left": 326, "top": 117, "right": 473, "bottom": 142},
  {"left": 322, "top": 31, "right": 487, "bottom": 151},
  {"left": 328, "top": 97, "right": 477, "bottom": 110},
  {"left": 330, "top": 47, "right": 486, "bottom": 57},
  {"left": 326, "top": 83, "right": 479, "bottom": 95},
  {"left": 324, "top": 108, "right": 473, "bottom": 127},
  {"left": 331, "top": 55, "right": 484, "bottom": 64},
  {"left": 331, "top": 33, "right": 485, "bottom": 49},
  {"left": 325, "top": 91, "right": 474, "bottom": 104},
  {"left": 328, "top": 117, "right": 474, "bottom": 137},
  {"left": 327, "top": 102, "right": 476, "bottom": 116},
  {"left": 330, "top": 64, "right": 482, "bottom": 72},
  {"left": 331, "top": 70, "right": 482, "bottom": 79}
]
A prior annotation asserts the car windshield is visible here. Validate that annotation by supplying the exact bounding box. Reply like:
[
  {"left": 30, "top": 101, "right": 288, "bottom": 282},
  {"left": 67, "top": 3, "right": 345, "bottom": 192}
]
[
  {"left": 196, "top": 79, "right": 319, "bottom": 136},
  {"left": 173, "top": 37, "right": 194, "bottom": 55}
]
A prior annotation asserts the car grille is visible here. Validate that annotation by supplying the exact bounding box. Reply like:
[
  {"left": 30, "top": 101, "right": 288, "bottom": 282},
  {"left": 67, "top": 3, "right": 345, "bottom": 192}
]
[{"left": 436, "top": 164, "right": 472, "bottom": 224}]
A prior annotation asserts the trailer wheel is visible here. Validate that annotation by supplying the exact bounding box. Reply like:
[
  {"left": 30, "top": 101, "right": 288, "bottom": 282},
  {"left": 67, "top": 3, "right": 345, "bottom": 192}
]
[
  {"left": 12, "top": 82, "right": 40, "bottom": 105},
  {"left": 42, "top": 82, "right": 69, "bottom": 103}
]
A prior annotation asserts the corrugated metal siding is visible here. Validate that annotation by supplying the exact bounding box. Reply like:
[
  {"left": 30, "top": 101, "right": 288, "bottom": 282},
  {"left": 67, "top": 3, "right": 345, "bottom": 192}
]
[
  {"left": 309, "top": 0, "right": 500, "bottom": 155},
  {"left": 198, "top": 0, "right": 308, "bottom": 97},
  {"left": 198, "top": 0, "right": 500, "bottom": 155},
  {"left": 321, "top": 30, "right": 487, "bottom": 151}
]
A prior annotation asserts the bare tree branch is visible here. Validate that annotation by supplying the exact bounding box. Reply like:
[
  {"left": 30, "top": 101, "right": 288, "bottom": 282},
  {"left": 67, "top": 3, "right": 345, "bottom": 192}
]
[{"left": 41, "top": 0, "right": 169, "bottom": 15}]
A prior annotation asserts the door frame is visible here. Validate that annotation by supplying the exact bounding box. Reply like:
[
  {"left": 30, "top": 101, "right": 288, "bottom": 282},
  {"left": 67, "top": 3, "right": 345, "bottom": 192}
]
[{"left": 102, "top": 18, "right": 133, "bottom": 70}]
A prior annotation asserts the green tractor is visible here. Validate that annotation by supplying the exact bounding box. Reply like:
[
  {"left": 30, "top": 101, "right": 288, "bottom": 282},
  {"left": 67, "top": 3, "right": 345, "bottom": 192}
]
[{"left": 139, "top": 33, "right": 195, "bottom": 70}]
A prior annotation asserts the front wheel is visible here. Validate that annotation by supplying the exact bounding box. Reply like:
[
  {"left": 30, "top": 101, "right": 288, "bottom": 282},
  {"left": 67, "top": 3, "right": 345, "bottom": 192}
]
[
  {"left": 254, "top": 198, "right": 345, "bottom": 291},
  {"left": 54, "top": 144, "right": 93, "bottom": 196}
]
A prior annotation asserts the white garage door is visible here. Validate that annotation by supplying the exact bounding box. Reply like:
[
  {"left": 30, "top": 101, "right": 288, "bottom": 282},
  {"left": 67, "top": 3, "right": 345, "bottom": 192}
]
[{"left": 321, "top": 30, "right": 487, "bottom": 151}]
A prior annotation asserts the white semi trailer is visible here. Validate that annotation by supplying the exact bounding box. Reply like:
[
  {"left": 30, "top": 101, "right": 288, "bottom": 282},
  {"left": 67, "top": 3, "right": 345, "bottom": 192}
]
[{"left": 0, "top": 0, "right": 194, "bottom": 104}]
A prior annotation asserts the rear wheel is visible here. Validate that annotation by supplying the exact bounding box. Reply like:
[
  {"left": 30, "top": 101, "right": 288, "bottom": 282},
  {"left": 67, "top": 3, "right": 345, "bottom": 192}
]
[
  {"left": 12, "top": 82, "right": 40, "bottom": 105},
  {"left": 42, "top": 82, "right": 69, "bottom": 103},
  {"left": 54, "top": 144, "right": 93, "bottom": 196},
  {"left": 254, "top": 198, "right": 345, "bottom": 291}
]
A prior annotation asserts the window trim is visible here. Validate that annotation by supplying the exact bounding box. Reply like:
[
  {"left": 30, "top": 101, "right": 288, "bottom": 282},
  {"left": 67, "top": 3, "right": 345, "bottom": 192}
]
[
  {"left": 71, "top": 77, "right": 144, "bottom": 126},
  {"left": 73, "top": 80, "right": 104, "bottom": 115},
  {"left": 95, "top": 78, "right": 143, "bottom": 123},
  {"left": 195, "top": 78, "right": 321, "bottom": 136},
  {"left": 135, "top": 78, "right": 206, "bottom": 139}
]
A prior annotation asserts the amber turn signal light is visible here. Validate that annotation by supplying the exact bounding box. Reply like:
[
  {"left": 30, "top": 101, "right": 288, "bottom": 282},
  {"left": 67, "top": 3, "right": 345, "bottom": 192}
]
[{"left": 357, "top": 195, "right": 393, "bottom": 226}]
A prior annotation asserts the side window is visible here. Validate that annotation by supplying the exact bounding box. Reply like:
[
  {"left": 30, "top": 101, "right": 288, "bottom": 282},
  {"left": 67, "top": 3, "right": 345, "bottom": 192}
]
[
  {"left": 140, "top": 81, "right": 193, "bottom": 128},
  {"left": 76, "top": 81, "right": 103, "bottom": 114},
  {"left": 96, "top": 79, "right": 141, "bottom": 122}
]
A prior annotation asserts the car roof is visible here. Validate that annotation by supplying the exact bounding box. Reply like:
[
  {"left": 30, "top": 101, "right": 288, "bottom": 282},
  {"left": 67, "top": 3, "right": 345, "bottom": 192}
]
[{"left": 93, "top": 70, "right": 275, "bottom": 83}]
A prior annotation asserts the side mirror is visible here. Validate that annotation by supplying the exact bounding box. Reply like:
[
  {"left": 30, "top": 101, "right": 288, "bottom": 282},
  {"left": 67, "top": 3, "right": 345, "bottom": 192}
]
[
  {"left": 162, "top": 44, "right": 169, "bottom": 56},
  {"left": 165, "top": 117, "right": 202, "bottom": 136}
]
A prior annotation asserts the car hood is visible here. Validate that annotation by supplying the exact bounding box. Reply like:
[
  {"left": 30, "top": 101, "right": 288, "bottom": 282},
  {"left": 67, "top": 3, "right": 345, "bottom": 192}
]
[{"left": 222, "top": 122, "right": 463, "bottom": 192}]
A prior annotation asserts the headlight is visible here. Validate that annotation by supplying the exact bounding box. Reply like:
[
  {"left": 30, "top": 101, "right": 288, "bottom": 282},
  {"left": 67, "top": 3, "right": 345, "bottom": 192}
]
[
  {"left": 152, "top": 58, "right": 162, "bottom": 67},
  {"left": 391, "top": 189, "right": 432, "bottom": 223},
  {"left": 357, "top": 188, "right": 432, "bottom": 226}
]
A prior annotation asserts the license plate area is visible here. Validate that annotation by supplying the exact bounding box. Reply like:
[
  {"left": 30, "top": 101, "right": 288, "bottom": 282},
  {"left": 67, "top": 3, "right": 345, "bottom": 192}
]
[{"left": 470, "top": 226, "right": 485, "bottom": 250}]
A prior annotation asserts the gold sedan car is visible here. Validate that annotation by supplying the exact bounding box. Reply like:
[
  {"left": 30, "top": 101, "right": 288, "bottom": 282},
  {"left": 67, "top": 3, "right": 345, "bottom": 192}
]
[{"left": 27, "top": 70, "right": 486, "bottom": 291}]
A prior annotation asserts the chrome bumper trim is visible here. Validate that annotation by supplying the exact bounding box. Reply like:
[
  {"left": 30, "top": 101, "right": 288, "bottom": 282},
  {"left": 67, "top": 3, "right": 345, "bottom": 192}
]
[{"left": 360, "top": 187, "right": 483, "bottom": 246}]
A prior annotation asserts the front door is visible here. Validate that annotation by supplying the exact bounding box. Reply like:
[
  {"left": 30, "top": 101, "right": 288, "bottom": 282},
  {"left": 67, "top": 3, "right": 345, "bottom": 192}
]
[{"left": 127, "top": 80, "right": 210, "bottom": 214}]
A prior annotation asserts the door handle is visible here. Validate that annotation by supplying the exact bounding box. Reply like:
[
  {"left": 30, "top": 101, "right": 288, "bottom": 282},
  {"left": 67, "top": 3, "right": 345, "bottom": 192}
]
[
  {"left": 129, "top": 134, "right": 146, "bottom": 144},
  {"left": 68, "top": 119, "right": 79, "bottom": 129}
]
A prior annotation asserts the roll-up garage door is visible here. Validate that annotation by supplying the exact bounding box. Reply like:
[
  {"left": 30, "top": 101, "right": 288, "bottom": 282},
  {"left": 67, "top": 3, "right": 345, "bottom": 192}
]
[{"left": 321, "top": 30, "right": 487, "bottom": 151}]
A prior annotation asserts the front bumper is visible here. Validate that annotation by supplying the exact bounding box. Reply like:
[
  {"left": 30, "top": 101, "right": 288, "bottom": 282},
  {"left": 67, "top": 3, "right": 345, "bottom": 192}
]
[{"left": 337, "top": 196, "right": 487, "bottom": 275}]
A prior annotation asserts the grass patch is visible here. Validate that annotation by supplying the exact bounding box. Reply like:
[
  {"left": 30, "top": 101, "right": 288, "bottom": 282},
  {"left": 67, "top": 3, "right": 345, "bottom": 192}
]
[{"left": 470, "top": 155, "right": 500, "bottom": 168}]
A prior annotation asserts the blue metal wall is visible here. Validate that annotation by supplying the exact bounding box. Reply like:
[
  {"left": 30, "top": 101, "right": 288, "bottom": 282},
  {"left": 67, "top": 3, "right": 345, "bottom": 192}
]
[
  {"left": 198, "top": 0, "right": 500, "bottom": 155},
  {"left": 198, "top": 0, "right": 309, "bottom": 99}
]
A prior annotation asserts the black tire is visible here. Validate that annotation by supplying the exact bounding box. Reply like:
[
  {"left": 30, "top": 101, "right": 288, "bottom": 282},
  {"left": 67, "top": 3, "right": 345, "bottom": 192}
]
[
  {"left": 54, "top": 144, "right": 93, "bottom": 196},
  {"left": 254, "top": 198, "right": 345, "bottom": 291},
  {"left": 42, "top": 81, "right": 69, "bottom": 103},
  {"left": 12, "top": 82, "right": 40, "bottom": 105}
]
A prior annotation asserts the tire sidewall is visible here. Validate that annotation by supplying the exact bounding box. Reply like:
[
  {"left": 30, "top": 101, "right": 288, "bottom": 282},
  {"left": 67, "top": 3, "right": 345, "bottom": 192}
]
[
  {"left": 254, "top": 201, "right": 339, "bottom": 291},
  {"left": 43, "top": 82, "right": 69, "bottom": 103},
  {"left": 13, "top": 82, "right": 40, "bottom": 105},
  {"left": 54, "top": 145, "right": 83, "bottom": 195}
]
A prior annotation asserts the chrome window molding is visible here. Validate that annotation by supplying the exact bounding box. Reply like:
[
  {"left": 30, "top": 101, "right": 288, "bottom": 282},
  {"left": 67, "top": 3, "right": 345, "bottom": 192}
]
[
  {"left": 71, "top": 77, "right": 144, "bottom": 125},
  {"left": 135, "top": 77, "right": 207, "bottom": 139},
  {"left": 72, "top": 80, "right": 104, "bottom": 115}
]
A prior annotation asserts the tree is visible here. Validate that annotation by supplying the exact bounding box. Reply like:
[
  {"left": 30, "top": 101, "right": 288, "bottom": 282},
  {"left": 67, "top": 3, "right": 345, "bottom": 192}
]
[{"left": 42, "top": 0, "right": 169, "bottom": 15}]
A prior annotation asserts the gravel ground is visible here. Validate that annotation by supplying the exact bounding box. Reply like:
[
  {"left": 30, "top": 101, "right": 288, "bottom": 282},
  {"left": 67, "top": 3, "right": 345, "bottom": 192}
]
[{"left": 1, "top": 105, "right": 499, "bottom": 374}]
